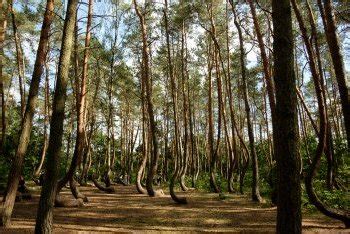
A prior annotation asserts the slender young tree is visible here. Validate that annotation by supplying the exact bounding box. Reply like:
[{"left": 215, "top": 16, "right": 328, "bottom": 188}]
[
  {"left": 0, "top": 0, "right": 54, "bottom": 227},
  {"left": 35, "top": 0, "right": 78, "bottom": 232},
  {"left": 272, "top": 0, "right": 301, "bottom": 232}
]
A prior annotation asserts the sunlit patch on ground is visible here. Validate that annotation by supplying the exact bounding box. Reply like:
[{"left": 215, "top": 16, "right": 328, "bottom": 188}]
[{"left": 0, "top": 184, "right": 346, "bottom": 233}]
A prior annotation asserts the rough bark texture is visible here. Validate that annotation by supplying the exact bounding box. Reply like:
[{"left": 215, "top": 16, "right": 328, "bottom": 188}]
[
  {"left": 35, "top": 0, "right": 78, "bottom": 232},
  {"left": 1, "top": 0, "right": 54, "bottom": 227},
  {"left": 272, "top": 0, "right": 302, "bottom": 232}
]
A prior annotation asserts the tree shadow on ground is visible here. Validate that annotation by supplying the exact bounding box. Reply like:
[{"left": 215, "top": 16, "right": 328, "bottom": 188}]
[{"left": 0, "top": 184, "right": 346, "bottom": 233}]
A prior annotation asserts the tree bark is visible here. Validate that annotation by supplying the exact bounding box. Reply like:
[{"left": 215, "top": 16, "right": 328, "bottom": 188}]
[
  {"left": 56, "top": 0, "right": 93, "bottom": 197},
  {"left": 318, "top": 0, "right": 350, "bottom": 148},
  {"left": 305, "top": 0, "right": 335, "bottom": 190},
  {"left": 34, "top": 56, "right": 50, "bottom": 178},
  {"left": 0, "top": 0, "right": 8, "bottom": 154},
  {"left": 134, "top": 0, "right": 163, "bottom": 197},
  {"left": 10, "top": 2, "right": 26, "bottom": 118},
  {"left": 179, "top": 21, "right": 189, "bottom": 192},
  {"left": 1, "top": 0, "right": 54, "bottom": 227},
  {"left": 35, "top": 0, "right": 78, "bottom": 232},
  {"left": 272, "top": 0, "right": 302, "bottom": 232},
  {"left": 231, "top": 2, "right": 262, "bottom": 202},
  {"left": 292, "top": 0, "right": 350, "bottom": 227},
  {"left": 163, "top": 0, "right": 186, "bottom": 204},
  {"left": 247, "top": 0, "right": 276, "bottom": 160},
  {"left": 136, "top": 61, "right": 148, "bottom": 194}
]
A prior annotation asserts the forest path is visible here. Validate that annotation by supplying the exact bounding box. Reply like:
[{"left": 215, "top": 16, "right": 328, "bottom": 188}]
[{"left": 0, "top": 183, "right": 347, "bottom": 233}]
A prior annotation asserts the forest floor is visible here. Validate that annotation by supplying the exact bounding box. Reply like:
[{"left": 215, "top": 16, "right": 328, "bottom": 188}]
[{"left": 0, "top": 183, "right": 348, "bottom": 233}]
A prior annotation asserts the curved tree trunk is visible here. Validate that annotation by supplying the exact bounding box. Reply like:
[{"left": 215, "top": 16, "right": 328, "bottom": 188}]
[
  {"left": 179, "top": 22, "right": 189, "bottom": 192},
  {"left": 69, "top": 178, "right": 87, "bottom": 202},
  {"left": 92, "top": 175, "right": 115, "bottom": 194},
  {"left": 306, "top": 0, "right": 335, "bottom": 190},
  {"left": 224, "top": 1, "right": 237, "bottom": 193},
  {"left": 206, "top": 36, "right": 219, "bottom": 193},
  {"left": 231, "top": 2, "right": 262, "bottom": 202},
  {"left": 35, "top": 0, "right": 78, "bottom": 232},
  {"left": 56, "top": 0, "right": 93, "bottom": 198},
  {"left": 34, "top": 53, "right": 50, "bottom": 178},
  {"left": 136, "top": 146, "right": 148, "bottom": 194},
  {"left": 136, "top": 63, "right": 148, "bottom": 195},
  {"left": 1, "top": 0, "right": 54, "bottom": 227},
  {"left": 292, "top": 0, "right": 350, "bottom": 227},
  {"left": 134, "top": 0, "right": 163, "bottom": 197},
  {"left": 80, "top": 64, "right": 101, "bottom": 186},
  {"left": 163, "top": 0, "right": 186, "bottom": 204}
]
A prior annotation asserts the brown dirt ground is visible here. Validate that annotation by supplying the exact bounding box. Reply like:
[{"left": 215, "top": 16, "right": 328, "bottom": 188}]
[{"left": 0, "top": 183, "right": 348, "bottom": 233}]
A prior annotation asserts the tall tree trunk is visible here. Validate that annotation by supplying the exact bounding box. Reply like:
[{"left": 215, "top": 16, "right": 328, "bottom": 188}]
[
  {"left": 225, "top": 1, "right": 237, "bottom": 193},
  {"left": 34, "top": 55, "right": 50, "bottom": 178},
  {"left": 10, "top": 2, "right": 26, "bottom": 118},
  {"left": 231, "top": 3, "right": 262, "bottom": 202},
  {"left": 0, "top": 0, "right": 8, "bottom": 154},
  {"left": 136, "top": 72, "right": 148, "bottom": 194},
  {"left": 0, "top": 0, "right": 54, "bottom": 227},
  {"left": 206, "top": 37, "right": 218, "bottom": 193},
  {"left": 318, "top": 0, "right": 350, "bottom": 148},
  {"left": 179, "top": 21, "right": 189, "bottom": 192},
  {"left": 272, "top": 0, "right": 302, "bottom": 232},
  {"left": 56, "top": 0, "right": 93, "bottom": 196},
  {"left": 104, "top": 58, "right": 114, "bottom": 187},
  {"left": 35, "top": 0, "right": 78, "bottom": 232},
  {"left": 247, "top": 0, "right": 276, "bottom": 155},
  {"left": 306, "top": 0, "right": 335, "bottom": 190},
  {"left": 134, "top": 0, "right": 162, "bottom": 197},
  {"left": 292, "top": 0, "right": 350, "bottom": 227},
  {"left": 163, "top": 0, "right": 186, "bottom": 204}
]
